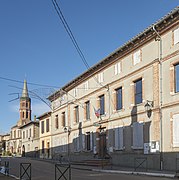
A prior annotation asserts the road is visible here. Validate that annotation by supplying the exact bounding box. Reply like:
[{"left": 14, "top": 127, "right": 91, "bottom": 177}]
[{"left": 0, "top": 157, "right": 174, "bottom": 180}]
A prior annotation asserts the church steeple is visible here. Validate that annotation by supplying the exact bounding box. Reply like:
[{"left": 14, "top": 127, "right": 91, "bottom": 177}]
[
  {"left": 19, "top": 79, "right": 31, "bottom": 125},
  {"left": 21, "top": 79, "right": 29, "bottom": 98}
]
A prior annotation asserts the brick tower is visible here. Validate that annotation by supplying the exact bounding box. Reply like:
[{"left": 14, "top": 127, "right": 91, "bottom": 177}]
[{"left": 19, "top": 80, "right": 31, "bottom": 126}]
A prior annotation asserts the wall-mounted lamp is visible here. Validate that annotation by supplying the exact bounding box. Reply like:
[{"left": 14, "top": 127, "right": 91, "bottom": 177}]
[
  {"left": 144, "top": 100, "right": 153, "bottom": 111},
  {"left": 144, "top": 100, "right": 153, "bottom": 118},
  {"left": 64, "top": 126, "right": 71, "bottom": 135}
]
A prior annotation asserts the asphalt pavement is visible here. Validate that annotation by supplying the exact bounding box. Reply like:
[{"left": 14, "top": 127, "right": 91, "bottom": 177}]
[{"left": 0, "top": 157, "right": 177, "bottom": 180}]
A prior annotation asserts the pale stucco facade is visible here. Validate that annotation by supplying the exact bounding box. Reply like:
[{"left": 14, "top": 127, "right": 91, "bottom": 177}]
[{"left": 48, "top": 7, "right": 179, "bottom": 170}]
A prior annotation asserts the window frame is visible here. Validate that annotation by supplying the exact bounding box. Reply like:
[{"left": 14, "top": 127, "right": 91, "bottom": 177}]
[
  {"left": 99, "top": 94, "right": 105, "bottom": 115},
  {"left": 116, "top": 87, "right": 123, "bottom": 110},
  {"left": 46, "top": 119, "right": 49, "bottom": 133},
  {"left": 74, "top": 106, "right": 79, "bottom": 123},
  {"left": 114, "top": 62, "right": 121, "bottom": 75},
  {"left": 134, "top": 78, "right": 143, "bottom": 105},
  {"left": 41, "top": 121, "right": 44, "bottom": 134},
  {"left": 61, "top": 112, "right": 66, "bottom": 127},
  {"left": 174, "top": 27, "right": 179, "bottom": 45},
  {"left": 133, "top": 49, "right": 141, "bottom": 65},
  {"left": 55, "top": 115, "right": 59, "bottom": 129},
  {"left": 85, "top": 101, "right": 90, "bottom": 120},
  {"left": 175, "top": 63, "right": 179, "bottom": 93}
]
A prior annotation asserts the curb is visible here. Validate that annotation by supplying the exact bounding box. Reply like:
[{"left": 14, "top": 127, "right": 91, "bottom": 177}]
[{"left": 92, "top": 169, "right": 175, "bottom": 178}]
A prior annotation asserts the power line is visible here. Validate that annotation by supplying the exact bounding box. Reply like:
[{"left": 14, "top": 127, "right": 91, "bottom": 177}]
[
  {"left": 0, "top": 76, "right": 59, "bottom": 88},
  {"left": 51, "top": 0, "right": 90, "bottom": 69},
  {"left": 51, "top": 0, "right": 106, "bottom": 88}
]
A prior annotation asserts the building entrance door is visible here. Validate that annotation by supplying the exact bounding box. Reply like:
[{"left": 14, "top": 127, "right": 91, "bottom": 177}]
[{"left": 98, "top": 131, "right": 106, "bottom": 159}]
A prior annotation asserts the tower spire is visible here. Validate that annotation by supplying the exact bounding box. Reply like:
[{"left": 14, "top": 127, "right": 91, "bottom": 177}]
[{"left": 21, "top": 79, "right": 29, "bottom": 98}]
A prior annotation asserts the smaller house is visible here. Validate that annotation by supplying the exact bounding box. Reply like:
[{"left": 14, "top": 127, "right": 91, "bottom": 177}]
[
  {"left": 20, "top": 116, "right": 39, "bottom": 158},
  {"left": 37, "top": 112, "right": 52, "bottom": 159}
]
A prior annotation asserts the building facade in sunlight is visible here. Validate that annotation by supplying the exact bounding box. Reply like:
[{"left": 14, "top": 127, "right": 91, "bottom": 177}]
[
  {"left": 48, "top": 7, "right": 179, "bottom": 170},
  {"left": 37, "top": 112, "right": 52, "bottom": 159}
]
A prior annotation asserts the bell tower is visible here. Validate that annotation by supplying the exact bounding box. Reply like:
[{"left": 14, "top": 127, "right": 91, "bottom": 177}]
[{"left": 19, "top": 80, "right": 31, "bottom": 125}]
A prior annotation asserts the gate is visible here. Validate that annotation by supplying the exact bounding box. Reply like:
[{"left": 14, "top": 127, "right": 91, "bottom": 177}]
[
  {"left": 20, "top": 163, "right": 31, "bottom": 180},
  {"left": 134, "top": 157, "right": 147, "bottom": 171},
  {"left": 55, "top": 163, "right": 71, "bottom": 180}
]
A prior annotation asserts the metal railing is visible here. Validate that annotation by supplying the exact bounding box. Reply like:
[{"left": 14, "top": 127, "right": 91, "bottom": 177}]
[{"left": 134, "top": 157, "right": 147, "bottom": 171}]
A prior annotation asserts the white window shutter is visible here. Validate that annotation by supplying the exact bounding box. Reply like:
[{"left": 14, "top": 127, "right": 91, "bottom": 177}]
[
  {"left": 118, "top": 127, "right": 123, "bottom": 150},
  {"left": 82, "top": 134, "right": 86, "bottom": 150},
  {"left": 133, "top": 50, "right": 141, "bottom": 65},
  {"left": 114, "top": 127, "right": 123, "bottom": 150},
  {"left": 117, "top": 62, "right": 121, "bottom": 74},
  {"left": 174, "top": 28, "right": 179, "bottom": 45},
  {"left": 90, "top": 132, "right": 93, "bottom": 150},
  {"left": 133, "top": 122, "right": 143, "bottom": 149},
  {"left": 173, "top": 114, "right": 179, "bottom": 147},
  {"left": 114, "top": 128, "right": 119, "bottom": 149},
  {"left": 114, "top": 64, "right": 118, "bottom": 75},
  {"left": 77, "top": 135, "right": 80, "bottom": 151},
  {"left": 114, "top": 62, "right": 121, "bottom": 75}
]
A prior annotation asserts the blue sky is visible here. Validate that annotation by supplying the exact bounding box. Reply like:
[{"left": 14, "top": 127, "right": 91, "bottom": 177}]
[{"left": 0, "top": 0, "right": 178, "bottom": 133}]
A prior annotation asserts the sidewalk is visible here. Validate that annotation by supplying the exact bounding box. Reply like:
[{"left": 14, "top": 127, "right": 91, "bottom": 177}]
[
  {"left": 0, "top": 173, "right": 16, "bottom": 180},
  {"left": 91, "top": 165, "right": 176, "bottom": 178}
]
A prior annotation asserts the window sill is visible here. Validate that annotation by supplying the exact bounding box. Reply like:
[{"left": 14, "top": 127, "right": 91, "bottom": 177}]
[
  {"left": 170, "top": 91, "right": 179, "bottom": 96},
  {"left": 84, "top": 118, "right": 91, "bottom": 122},
  {"left": 114, "top": 108, "right": 125, "bottom": 113},
  {"left": 131, "top": 146, "right": 143, "bottom": 150}
]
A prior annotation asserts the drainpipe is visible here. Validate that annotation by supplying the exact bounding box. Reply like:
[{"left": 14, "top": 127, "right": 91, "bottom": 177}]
[{"left": 153, "top": 25, "right": 163, "bottom": 170}]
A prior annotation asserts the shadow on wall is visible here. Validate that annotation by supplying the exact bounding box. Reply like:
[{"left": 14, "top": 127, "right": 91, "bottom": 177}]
[{"left": 22, "top": 106, "right": 179, "bottom": 171}]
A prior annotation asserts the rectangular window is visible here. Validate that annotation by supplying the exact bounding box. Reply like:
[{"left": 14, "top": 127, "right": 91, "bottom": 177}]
[
  {"left": 41, "top": 121, "right": 44, "bottom": 134},
  {"left": 84, "top": 81, "right": 89, "bottom": 91},
  {"left": 74, "top": 106, "right": 79, "bottom": 123},
  {"left": 114, "top": 62, "right": 121, "bottom": 75},
  {"left": 98, "top": 72, "right": 104, "bottom": 83},
  {"left": 134, "top": 78, "right": 142, "bottom": 104},
  {"left": 174, "top": 27, "right": 179, "bottom": 45},
  {"left": 86, "top": 132, "right": 91, "bottom": 151},
  {"left": 61, "top": 112, "right": 66, "bottom": 127},
  {"left": 116, "top": 87, "right": 122, "bottom": 110},
  {"left": 132, "top": 122, "right": 143, "bottom": 149},
  {"left": 46, "top": 119, "right": 49, "bottom": 132},
  {"left": 173, "top": 114, "right": 179, "bottom": 147},
  {"left": 114, "top": 127, "right": 124, "bottom": 150},
  {"left": 55, "top": 115, "right": 59, "bottom": 129},
  {"left": 42, "top": 140, "right": 45, "bottom": 154},
  {"left": 14, "top": 130, "right": 16, "bottom": 139},
  {"left": 85, "top": 101, "right": 90, "bottom": 120},
  {"left": 99, "top": 95, "right": 105, "bottom": 115},
  {"left": 133, "top": 50, "right": 141, "bottom": 65},
  {"left": 175, "top": 64, "right": 179, "bottom": 92},
  {"left": 26, "top": 111, "right": 28, "bottom": 119},
  {"left": 74, "top": 88, "right": 78, "bottom": 97},
  {"left": 73, "top": 133, "right": 80, "bottom": 152},
  {"left": 29, "top": 128, "right": 31, "bottom": 138},
  {"left": 26, "top": 130, "right": 28, "bottom": 138},
  {"left": 23, "top": 131, "right": 25, "bottom": 139}
]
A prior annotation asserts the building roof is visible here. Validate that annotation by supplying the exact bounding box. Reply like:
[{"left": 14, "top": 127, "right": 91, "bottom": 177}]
[
  {"left": 48, "top": 6, "right": 179, "bottom": 101},
  {"left": 19, "top": 121, "right": 39, "bottom": 129},
  {"left": 36, "top": 111, "right": 52, "bottom": 120}
]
